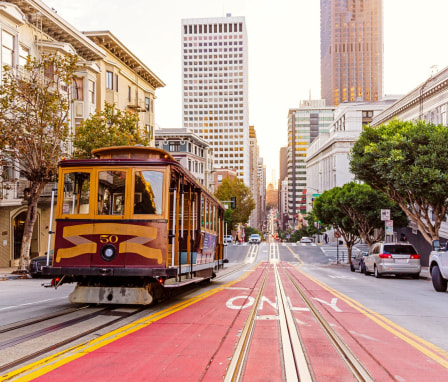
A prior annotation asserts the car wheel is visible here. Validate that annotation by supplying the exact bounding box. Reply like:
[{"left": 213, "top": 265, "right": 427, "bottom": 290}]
[
  {"left": 350, "top": 263, "right": 355, "bottom": 272},
  {"left": 431, "top": 265, "right": 447, "bottom": 292},
  {"left": 374, "top": 266, "right": 381, "bottom": 278}
]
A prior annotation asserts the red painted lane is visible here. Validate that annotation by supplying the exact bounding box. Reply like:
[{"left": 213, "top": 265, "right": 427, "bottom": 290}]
[
  {"left": 242, "top": 264, "right": 282, "bottom": 381},
  {"left": 278, "top": 264, "right": 357, "bottom": 381},
  {"left": 283, "top": 263, "right": 448, "bottom": 380},
  {"left": 34, "top": 266, "right": 268, "bottom": 382},
  {"left": 28, "top": 260, "right": 448, "bottom": 381}
]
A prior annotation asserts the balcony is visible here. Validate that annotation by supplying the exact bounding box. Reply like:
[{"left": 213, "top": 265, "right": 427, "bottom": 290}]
[
  {"left": 127, "top": 98, "right": 147, "bottom": 112},
  {"left": 0, "top": 181, "right": 21, "bottom": 206},
  {"left": 14, "top": 180, "right": 58, "bottom": 199}
]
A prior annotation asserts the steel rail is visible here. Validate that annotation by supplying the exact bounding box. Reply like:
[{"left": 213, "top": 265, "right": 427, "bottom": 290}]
[
  {"left": 280, "top": 264, "right": 374, "bottom": 382},
  {"left": 0, "top": 305, "right": 90, "bottom": 334},
  {"left": 273, "top": 264, "right": 313, "bottom": 381},
  {"left": 223, "top": 264, "right": 269, "bottom": 382}
]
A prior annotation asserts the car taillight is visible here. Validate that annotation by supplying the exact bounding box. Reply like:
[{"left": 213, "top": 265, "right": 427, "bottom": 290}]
[
  {"left": 51, "top": 277, "right": 60, "bottom": 286},
  {"left": 410, "top": 254, "right": 420, "bottom": 259},
  {"left": 379, "top": 253, "right": 393, "bottom": 259}
]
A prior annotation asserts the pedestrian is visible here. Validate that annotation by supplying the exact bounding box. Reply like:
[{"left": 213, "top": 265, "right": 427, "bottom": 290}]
[{"left": 323, "top": 232, "right": 328, "bottom": 244}]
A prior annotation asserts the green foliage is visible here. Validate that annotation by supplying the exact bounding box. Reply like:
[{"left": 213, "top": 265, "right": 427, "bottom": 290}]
[
  {"left": 313, "top": 186, "right": 360, "bottom": 261},
  {"left": 215, "top": 177, "right": 255, "bottom": 228},
  {"left": 0, "top": 53, "right": 78, "bottom": 182},
  {"left": 0, "top": 53, "right": 79, "bottom": 270},
  {"left": 72, "top": 102, "right": 149, "bottom": 158},
  {"left": 314, "top": 182, "right": 408, "bottom": 258},
  {"left": 350, "top": 119, "right": 448, "bottom": 243}
]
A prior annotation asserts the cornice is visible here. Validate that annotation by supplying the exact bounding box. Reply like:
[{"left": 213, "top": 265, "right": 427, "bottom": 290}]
[
  {"left": 4, "top": 0, "right": 105, "bottom": 61},
  {"left": 83, "top": 31, "right": 165, "bottom": 89}
]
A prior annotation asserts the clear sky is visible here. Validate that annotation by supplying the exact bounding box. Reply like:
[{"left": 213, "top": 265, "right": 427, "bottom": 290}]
[{"left": 44, "top": 0, "right": 448, "bottom": 185}]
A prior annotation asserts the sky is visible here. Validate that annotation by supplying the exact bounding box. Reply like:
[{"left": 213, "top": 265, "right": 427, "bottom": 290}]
[{"left": 43, "top": 0, "right": 448, "bottom": 185}]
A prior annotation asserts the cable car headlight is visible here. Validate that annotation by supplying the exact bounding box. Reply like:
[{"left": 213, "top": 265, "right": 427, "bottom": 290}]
[{"left": 101, "top": 244, "right": 117, "bottom": 261}]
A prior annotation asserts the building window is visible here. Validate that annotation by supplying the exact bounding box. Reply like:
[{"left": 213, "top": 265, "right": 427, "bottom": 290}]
[
  {"left": 89, "top": 80, "right": 95, "bottom": 104},
  {"left": 145, "top": 97, "right": 150, "bottom": 111},
  {"left": 128, "top": 86, "right": 132, "bottom": 102},
  {"left": 1, "top": 30, "right": 14, "bottom": 68},
  {"left": 145, "top": 125, "right": 153, "bottom": 140},
  {"left": 18, "top": 45, "right": 29, "bottom": 67},
  {"left": 74, "top": 78, "right": 83, "bottom": 101},
  {"left": 169, "top": 141, "right": 180, "bottom": 152},
  {"left": 106, "top": 71, "right": 113, "bottom": 90}
]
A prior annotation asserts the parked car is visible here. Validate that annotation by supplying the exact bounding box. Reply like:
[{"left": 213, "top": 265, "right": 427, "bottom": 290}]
[
  {"left": 350, "top": 251, "right": 368, "bottom": 273},
  {"left": 29, "top": 255, "right": 53, "bottom": 278},
  {"left": 248, "top": 234, "right": 261, "bottom": 244},
  {"left": 429, "top": 240, "right": 448, "bottom": 292},
  {"left": 364, "top": 242, "right": 421, "bottom": 278},
  {"left": 224, "top": 235, "right": 233, "bottom": 245},
  {"left": 300, "top": 237, "right": 313, "bottom": 243}
]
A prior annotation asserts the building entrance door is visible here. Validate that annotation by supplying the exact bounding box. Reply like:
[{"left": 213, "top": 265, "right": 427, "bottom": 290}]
[{"left": 13, "top": 211, "right": 39, "bottom": 265}]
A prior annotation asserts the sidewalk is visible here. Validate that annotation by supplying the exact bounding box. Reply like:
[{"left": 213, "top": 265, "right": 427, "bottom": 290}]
[{"left": 0, "top": 267, "right": 27, "bottom": 280}]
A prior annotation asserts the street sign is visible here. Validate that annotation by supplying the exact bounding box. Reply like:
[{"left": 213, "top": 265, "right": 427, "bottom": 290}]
[
  {"left": 385, "top": 220, "right": 393, "bottom": 236},
  {"left": 334, "top": 231, "right": 341, "bottom": 238},
  {"left": 381, "top": 209, "right": 390, "bottom": 221}
]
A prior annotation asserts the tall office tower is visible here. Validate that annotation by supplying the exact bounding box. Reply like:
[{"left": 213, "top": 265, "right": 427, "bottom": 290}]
[
  {"left": 320, "top": 0, "right": 383, "bottom": 106},
  {"left": 287, "top": 100, "right": 334, "bottom": 223},
  {"left": 182, "top": 16, "right": 250, "bottom": 186}
]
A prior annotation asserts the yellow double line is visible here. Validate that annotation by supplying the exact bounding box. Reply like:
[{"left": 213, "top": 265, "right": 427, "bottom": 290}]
[{"left": 286, "top": 245, "right": 448, "bottom": 369}]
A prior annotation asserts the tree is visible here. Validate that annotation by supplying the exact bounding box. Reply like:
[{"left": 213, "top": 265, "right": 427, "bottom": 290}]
[
  {"left": 350, "top": 119, "right": 448, "bottom": 244},
  {"left": 215, "top": 178, "right": 255, "bottom": 229},
  {"left": 0, "top": 53, "right": 79, "bottom": 272},
  {"left": 72, "top": 102, "right": 149, "bottom": 159},
  {"left": 313, "top": 187, "right": 360, "bottom": 261},
  {"left": 335, "top": 182, "right": 408, "bottom": 248},
  {"left": 313, "top": 183, "right": 408, "bottom": 261}
]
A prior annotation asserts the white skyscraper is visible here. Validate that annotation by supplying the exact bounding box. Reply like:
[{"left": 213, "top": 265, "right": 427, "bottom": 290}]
[{"left": 181, "top": 15, "right": 250, "bottom": 186}]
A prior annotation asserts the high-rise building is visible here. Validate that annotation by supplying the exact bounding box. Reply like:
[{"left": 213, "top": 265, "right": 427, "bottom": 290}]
[
  {"left": 287, "top": 100, "right": 334, "bottom": 224},
  {"left": 181, "top": 15, "right": 250, "bottom": 186},
  {"left": 320, "top": 0, "right": 383, "bottom": 106}
]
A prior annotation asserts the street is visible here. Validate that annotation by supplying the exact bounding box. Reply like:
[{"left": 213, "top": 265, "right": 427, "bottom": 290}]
[{"left": 1, "top": 241, "right": 448, "bottom": 380}]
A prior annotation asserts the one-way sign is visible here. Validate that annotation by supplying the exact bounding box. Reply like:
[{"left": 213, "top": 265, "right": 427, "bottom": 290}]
[{"left": 381, "top": 209, "right": 390, "bottom": 221}]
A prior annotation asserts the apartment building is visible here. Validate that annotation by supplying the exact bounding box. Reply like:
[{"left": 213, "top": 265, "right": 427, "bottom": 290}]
[
  {"left": 181, "top": 15, "right": 250, "bottom": 187},
  {"left": 154, "top": 128, "right": 214, "bottom": 191},
  {"left": 287, "top": 100, "right": 334, "bottom": 224},
  {"left": 0, "top": 0, "right": 164, "bottom": 267},
  {"left": 305, "top": 99, "right": 398, "bottom": 212}
]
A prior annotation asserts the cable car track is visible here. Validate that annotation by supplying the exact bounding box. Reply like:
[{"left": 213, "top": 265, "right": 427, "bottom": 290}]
[
  {"left": 223, "top": 252, "right": 374, "bottom": 381},
  {"left": 0, "top": 305, "right": 91, "bottom": 335}
]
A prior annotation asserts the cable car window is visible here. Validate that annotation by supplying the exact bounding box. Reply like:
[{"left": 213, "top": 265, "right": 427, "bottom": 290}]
[
  {"left": 62, "top": 172, "right": 91, "bottom": 215},
  {"left": 133, "top": 170, "right": 164, "bottom": 215},
  {"left": 201, "top": 197, "right": 205, "bottom": 228},
  {"left": 97, "top": 170, "right": 127, "bottom": 215}
]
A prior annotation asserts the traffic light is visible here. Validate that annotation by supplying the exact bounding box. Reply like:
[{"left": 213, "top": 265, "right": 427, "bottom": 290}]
[{"left": 230, "top": 197, "right": 236, "bottom": 209}]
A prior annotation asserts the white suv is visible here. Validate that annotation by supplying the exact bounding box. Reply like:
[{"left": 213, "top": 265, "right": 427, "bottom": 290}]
[
  {"left": 429, "top": 240, "right": 448, "bottom": 292},
  {"left": 248, "top": 234, "right": 261, "bottom": 244}
]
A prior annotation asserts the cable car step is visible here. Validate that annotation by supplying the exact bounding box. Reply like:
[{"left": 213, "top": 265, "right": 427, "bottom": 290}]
[{"left": 163, "top": 277, "right": 205, "bottom": 288}]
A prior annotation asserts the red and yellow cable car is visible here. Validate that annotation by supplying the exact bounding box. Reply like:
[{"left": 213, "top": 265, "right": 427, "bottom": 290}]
[{"left": 44, "top": 146, "right": 225, "bottom": 305}]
